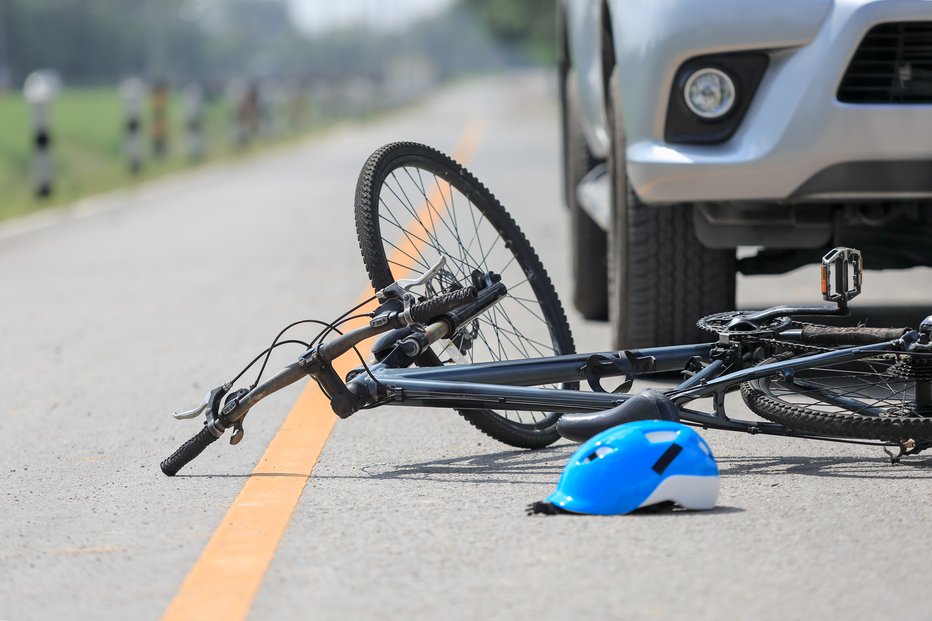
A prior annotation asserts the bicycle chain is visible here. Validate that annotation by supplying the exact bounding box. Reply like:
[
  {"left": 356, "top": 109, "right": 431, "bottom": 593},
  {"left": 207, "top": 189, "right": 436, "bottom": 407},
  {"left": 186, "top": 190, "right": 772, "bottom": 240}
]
[
  {"left": 701, "top": 312, "right": 932, "bottom": 424},
  {"left": 759, "top": 327, "right": 832, "bottom": 354},
  {"left": 700, "top": 312, "right": 932, "bottom": 381},
  {"left": 697, "top": 311, "right": 832, "bottom": 353},
  {"left": 757, "top": 334, "right": 932, "bottom": 385}
]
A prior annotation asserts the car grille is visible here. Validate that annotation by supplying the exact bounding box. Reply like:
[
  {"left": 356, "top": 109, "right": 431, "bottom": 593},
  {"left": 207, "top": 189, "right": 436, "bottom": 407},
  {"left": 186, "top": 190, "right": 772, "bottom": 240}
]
[{"left": 838, "top": 22, "right": 932, "bottom": 103}]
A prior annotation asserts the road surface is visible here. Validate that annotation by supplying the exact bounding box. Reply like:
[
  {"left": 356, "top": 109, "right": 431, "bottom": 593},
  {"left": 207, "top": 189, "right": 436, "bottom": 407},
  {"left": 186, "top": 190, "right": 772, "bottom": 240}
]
[{"left": 1, "top": 71, "right": 930, "bottom": 621}]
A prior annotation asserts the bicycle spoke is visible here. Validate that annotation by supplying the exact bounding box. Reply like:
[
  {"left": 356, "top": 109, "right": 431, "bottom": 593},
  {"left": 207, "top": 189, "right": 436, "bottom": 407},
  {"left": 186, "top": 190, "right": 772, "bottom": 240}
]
[
  {"left": 766, "top": 360, "right": 920, "bottom": 416},
  {"left": 367, "top": 158, "right": 569, "bottom": 435}
]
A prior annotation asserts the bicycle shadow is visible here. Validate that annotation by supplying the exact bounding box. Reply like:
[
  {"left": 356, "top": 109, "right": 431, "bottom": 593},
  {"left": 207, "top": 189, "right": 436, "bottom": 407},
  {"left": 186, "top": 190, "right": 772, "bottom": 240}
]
[
  {"left": 716, "top": 453, "right": 932, "bottom": 479},
  {"left": 357, "top": 446, "right": 932, "bottom": 485},
  {"left": 181, "top": 445, "right": 932, "bottom": 483},
  {"left": 173, "top": 471, "right": 312, "bottom": 478},
  {"left": 345, "top": 444, "right": 577, "bottom": 485}
]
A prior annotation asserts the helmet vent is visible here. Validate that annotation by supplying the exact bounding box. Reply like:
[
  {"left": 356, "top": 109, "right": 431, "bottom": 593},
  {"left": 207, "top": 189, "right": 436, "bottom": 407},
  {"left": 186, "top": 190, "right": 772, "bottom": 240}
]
[
  {"left": 644, "top": 430, "right": 678, "bottom": 444},
  {"left": 584, "top": 446, "right": 616, "bottom": 462},
  {"left": 651, "top": 443, "right": 684, "bottom": 475}
]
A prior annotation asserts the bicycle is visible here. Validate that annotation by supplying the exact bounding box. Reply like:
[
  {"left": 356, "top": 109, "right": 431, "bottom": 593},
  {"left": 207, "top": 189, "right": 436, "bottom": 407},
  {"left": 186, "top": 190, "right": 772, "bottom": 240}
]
[{"left": 161, "top": 142, "right": 932, "bottom": 476}]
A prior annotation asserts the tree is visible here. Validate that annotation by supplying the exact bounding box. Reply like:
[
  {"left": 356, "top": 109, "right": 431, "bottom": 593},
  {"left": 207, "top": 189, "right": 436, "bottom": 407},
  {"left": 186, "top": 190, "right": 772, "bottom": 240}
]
[{"left": 460, "top": 0, "right": 557, "bottom": 64}]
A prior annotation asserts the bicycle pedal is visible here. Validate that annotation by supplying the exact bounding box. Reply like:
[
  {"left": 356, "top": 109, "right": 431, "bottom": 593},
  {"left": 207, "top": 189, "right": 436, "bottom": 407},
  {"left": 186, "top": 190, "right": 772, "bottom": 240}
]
[{"left": 821, "top": 247, "right": 862, "bottom": 306}]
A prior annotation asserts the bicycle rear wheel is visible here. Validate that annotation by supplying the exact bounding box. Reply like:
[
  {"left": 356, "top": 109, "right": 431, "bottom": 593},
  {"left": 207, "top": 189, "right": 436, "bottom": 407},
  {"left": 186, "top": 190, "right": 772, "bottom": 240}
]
[
  {"left": 741, "top": 353, "right": 932, "bottom": 442},
  {"left": 354, "top": 141, "right": 576, "bottom": 448}
]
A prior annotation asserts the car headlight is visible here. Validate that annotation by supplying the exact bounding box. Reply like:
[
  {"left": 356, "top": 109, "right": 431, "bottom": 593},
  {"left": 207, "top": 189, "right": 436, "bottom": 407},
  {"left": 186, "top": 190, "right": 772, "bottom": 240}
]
[{"left": 683, "top": 68, "right": 735, "bottom": 119}]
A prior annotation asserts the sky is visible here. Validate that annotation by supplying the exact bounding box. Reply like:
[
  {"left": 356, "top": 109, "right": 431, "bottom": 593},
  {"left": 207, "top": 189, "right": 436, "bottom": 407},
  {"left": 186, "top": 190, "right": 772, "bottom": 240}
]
[{"left": 288, "top": 0, "right": 457, "bottom": 34}]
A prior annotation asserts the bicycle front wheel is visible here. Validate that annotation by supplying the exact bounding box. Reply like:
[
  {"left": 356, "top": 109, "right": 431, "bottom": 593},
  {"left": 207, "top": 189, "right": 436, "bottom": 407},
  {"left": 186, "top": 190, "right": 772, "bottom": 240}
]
[
  {"left": 354, "top": 142, "right": 576, "bottom": 448},
  {"left": 741, "top": 353, "right": 932, "bottom": 442}
]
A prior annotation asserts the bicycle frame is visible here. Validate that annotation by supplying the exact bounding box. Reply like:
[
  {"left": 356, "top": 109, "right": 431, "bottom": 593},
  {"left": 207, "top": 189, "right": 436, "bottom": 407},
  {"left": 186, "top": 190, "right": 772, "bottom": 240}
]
[
  {"left": 162, "top": 240, "right": 932, "bottom": 478},
  {"left": 161, "top": 289, "right": 928, "bottom": 477},
  {"left": 348, "top": 334, "right": 917, "bottom": 441}
]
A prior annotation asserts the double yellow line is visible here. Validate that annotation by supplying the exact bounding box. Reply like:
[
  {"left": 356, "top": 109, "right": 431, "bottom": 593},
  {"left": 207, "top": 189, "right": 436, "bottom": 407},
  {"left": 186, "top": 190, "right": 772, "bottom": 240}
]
[{"left": 161, "top": 119, "right": 485, "bottom": 621}]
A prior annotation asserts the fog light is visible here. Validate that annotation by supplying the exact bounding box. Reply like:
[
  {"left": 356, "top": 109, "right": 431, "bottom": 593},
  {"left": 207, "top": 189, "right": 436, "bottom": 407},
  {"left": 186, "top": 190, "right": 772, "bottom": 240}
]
[{"left": 683, "top": 68, "right": 735, "bottom": 119}]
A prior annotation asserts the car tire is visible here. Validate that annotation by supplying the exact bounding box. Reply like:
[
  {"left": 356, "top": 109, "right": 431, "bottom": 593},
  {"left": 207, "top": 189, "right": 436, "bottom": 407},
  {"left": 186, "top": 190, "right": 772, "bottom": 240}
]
[
  {"left": 562, "top": 68, "right": 608, "bottom": 320},
  {"left": 606, "top": 66, "right": 736, "bottom": 348}
]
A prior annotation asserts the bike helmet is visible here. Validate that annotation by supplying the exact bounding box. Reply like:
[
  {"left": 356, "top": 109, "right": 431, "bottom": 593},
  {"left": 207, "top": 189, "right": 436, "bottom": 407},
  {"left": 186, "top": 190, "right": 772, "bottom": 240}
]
[{"left": 532, "top": 420, "right": 719, "bottom": 515}]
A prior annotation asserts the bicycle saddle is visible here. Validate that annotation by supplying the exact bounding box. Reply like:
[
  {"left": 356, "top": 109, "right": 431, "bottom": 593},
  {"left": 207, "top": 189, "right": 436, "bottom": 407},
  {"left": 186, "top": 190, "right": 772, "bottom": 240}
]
[{"left": 557, "top": 389, "right": 680, "bottom": 443}]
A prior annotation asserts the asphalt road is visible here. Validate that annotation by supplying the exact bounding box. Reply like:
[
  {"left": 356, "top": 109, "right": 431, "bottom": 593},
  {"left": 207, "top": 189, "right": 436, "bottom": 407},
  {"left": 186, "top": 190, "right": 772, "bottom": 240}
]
[{"left": 2, "top": 72, "right": 931, "bottom": 621}]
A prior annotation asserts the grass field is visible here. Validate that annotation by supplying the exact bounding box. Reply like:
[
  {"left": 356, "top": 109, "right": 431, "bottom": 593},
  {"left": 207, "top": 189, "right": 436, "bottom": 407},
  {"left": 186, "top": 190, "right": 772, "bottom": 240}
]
[{"left": 0, "top": 87, "right": 314, "bottom": 222}]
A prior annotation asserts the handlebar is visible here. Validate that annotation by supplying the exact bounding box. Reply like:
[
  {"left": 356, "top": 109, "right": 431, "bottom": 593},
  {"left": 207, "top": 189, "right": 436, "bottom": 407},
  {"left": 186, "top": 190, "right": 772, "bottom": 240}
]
[
  {"left": 160, "top": 284, "right": 484, "bottom": 476},
  {"left": 160, "top": 425, "right": 220, "bottom": 476},
  {"left": 408, "top": 286, "right": 478, "bottom": 324}
]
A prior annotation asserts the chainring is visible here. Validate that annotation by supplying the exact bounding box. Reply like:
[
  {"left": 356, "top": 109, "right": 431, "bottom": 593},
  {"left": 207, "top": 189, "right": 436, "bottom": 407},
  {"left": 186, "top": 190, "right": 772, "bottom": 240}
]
[{"left": 697, "top": 311, "right": 796, "bottom": 341}]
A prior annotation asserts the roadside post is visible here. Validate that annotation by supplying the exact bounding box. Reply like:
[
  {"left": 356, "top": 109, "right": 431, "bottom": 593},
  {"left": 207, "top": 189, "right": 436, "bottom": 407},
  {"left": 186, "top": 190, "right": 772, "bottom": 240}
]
[
  {"left": 287, "top": 79, "right": 308, "bottom": 131},
  {"left": 241, "top": 83, "right": 259, "bottom": 145},
  {"left": 120, "top": 77, "right": 146, "bottom": 173},
  {"left": 258, "top": 80, "right": 273, "bottom": 138},
  {"left": 259, "top": 80, "right": 284, "bottom": 138},
  {"left": 182, "top": 83, "right": 205, "bottom": 161},
  {"left": 150, "top": 79, "right": 169, "bottom": 158},
  {"left": 23, "top": 70, "right": 59, "bottom": 198},
  {"left": 226, "top": 78, "right": 246, "bottom": 148}
]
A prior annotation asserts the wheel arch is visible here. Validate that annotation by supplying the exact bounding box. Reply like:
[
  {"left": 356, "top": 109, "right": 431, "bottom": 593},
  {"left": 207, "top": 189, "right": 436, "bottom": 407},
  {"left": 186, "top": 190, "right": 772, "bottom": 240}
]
[
  {"left": 562, "top": 0, "right": 612, "bottom": 160},
  {"left": 600, "top": 0, "right": 616, "bottom": 92}
]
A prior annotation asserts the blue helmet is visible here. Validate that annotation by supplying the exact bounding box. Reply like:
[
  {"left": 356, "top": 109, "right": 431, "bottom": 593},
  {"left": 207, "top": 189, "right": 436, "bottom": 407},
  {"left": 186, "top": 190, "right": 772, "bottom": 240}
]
[{"left": 542, "top": 420, "right": 719, "bottom": 515}]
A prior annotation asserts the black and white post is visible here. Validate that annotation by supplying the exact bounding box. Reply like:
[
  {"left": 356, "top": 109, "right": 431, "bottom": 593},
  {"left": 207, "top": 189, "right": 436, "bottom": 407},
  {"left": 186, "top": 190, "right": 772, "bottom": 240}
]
[
  {"left": 150, "top": 79, "right": 169, "bottom": 158},
  {"left": 226, "top": 78, "right": 246, "bottom": 149},
  {"left": 120, "top": 77, "right": 145, "bottom": 173},
  {"left": 182, "top": 83, "right": 205, "bottom": 161},
  {"left": 23, "top": 70, "right": 59, "bottom": 198}
]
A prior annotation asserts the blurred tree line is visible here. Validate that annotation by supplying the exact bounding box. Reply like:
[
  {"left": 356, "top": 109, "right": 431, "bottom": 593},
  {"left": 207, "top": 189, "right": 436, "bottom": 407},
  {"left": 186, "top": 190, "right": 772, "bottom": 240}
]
[
  {"left": 0, "top": 0, "right": 556, "bottom": 89},
  {"left": 462, "top": 0, "right": 556, "bottom": 64},
  {"left": 0, "top": 0, "right": 312, "bottom": 86}
]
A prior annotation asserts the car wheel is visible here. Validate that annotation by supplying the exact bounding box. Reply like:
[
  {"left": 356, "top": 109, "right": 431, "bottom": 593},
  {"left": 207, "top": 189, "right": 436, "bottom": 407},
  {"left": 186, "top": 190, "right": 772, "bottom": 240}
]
[
  {"left": 606, "top": 66, "right": 736, "bottom": 348},
  {"left": 563, "top": 68, "right": 608, "bottom": 320}
]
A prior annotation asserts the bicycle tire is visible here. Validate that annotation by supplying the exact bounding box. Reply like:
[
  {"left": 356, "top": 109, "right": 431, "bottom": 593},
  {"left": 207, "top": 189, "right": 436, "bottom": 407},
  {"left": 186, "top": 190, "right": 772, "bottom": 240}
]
[
  {"left": 354, "top": 141, "right": 576, "bottom": 448},
  {"left": 741, "top": 352, "right": 932, "bottom": 442}
]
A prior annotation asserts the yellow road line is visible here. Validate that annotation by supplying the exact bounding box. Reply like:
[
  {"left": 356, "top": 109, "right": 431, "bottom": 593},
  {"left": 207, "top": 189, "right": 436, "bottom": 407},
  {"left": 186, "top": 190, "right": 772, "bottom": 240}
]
[{"left": 160, "top": 122, "right": 485, "bottom": 621}]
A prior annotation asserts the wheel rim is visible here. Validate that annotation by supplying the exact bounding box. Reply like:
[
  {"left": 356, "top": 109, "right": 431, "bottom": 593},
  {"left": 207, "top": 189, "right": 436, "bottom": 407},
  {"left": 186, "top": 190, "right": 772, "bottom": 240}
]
[{"left": 370, "top": 156, "right": 568, "bottom": 429}]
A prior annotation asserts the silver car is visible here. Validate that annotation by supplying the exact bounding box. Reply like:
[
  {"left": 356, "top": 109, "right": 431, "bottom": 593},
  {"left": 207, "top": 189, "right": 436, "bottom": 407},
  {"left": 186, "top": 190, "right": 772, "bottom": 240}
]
[{"left": 560, "top": 0, "right": 932, "bottom": 347}]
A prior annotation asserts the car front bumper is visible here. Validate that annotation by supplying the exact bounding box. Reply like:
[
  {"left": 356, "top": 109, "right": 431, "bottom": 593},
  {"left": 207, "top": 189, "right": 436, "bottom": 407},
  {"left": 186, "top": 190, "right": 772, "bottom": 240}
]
[{"left": 621, "top": 0, "right": 932, "bottom": 204}]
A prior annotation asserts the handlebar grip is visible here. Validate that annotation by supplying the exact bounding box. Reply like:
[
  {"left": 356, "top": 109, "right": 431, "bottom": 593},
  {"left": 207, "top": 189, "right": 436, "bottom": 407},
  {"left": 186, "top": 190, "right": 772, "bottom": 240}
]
[
  {"left": 409, "top": 286, "right": 478, "bottom": 324},
  {"left": 160, "top": 425, "right": 220, "bottom": 476}
]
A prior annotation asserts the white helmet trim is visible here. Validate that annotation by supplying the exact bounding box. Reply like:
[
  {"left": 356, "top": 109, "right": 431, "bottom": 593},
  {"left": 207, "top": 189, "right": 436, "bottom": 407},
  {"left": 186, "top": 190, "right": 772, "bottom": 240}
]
[{"left": 637, "top": 474, "right": 720, "bottom": 511}]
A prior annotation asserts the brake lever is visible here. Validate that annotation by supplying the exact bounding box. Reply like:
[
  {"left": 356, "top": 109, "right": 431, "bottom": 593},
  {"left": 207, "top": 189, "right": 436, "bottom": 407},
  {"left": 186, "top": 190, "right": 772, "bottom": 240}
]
[
  {"left": 377, "top": 256, "right": 447, "bottom": 301},
  {"left": 171, "top": 383, "right": 231, "bottom": 420},
  {"left": 171, "top": 402, "right": 208, "bottom": 420}
]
